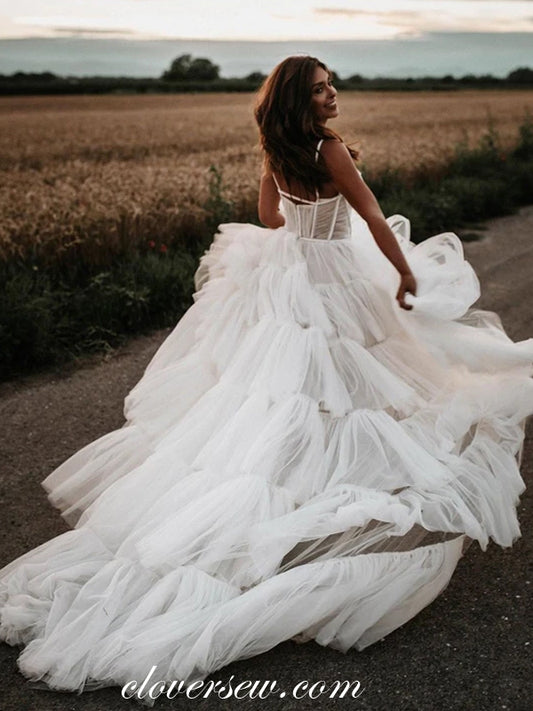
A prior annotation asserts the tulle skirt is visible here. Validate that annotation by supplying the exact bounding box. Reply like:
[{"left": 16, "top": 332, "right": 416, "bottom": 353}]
[{"left": 1, "top": 206, "right": 532, "bottom": 704}]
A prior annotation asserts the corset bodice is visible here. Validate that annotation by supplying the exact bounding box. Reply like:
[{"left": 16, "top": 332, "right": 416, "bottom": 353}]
[
  {"left": 272, "top": 138, "right": 356, "bottom": 241},
  {"left": 278, "top": 192, "right": 352, "bottom": 241}
]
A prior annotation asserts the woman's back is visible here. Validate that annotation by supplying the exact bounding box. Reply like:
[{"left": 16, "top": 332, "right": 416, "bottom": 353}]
[
  {"left": 271, "top": 139, "right": 353, "bottom": 241},
  {"left": 271, "top": 173, "right": 339, "bottom": 203}
]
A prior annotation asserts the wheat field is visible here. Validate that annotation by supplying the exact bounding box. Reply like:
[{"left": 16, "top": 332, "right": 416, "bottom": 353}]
[{"left": 1, "top": 90, "right": 532, "bottom": 264}]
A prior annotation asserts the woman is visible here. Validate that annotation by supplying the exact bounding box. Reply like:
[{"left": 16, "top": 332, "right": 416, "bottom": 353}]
[
  {"left": 255, "top": 56, "right": 417, "bottom": 311},
  {"left": 0, "top": 55, "right": 532, "bottom": 703}
]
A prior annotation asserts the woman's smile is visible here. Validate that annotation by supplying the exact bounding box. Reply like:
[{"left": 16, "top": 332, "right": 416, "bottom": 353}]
[{"left": 310, "top": 66, "right": 339, "bottom": 125}]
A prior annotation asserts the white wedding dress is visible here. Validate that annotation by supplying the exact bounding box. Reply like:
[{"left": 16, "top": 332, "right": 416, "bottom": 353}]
[{"left": 1, "top": 139, "right": 532, "bottom": 702}]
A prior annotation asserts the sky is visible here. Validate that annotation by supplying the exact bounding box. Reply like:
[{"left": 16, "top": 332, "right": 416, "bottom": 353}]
[{"left": 1, "top": 0, "right": 533, "bottom": 41}]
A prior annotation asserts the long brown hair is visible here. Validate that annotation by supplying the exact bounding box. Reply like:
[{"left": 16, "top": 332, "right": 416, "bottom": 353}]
[{"left": 254, "top": 55, "right": 359, "bottom": 195}]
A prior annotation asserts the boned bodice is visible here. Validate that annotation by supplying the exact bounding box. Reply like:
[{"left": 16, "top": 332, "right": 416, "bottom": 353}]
[{"left": 279, "top": 192, "right": 352, "bottom": 241}]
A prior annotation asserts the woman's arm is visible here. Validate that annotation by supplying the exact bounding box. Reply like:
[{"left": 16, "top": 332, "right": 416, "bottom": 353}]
[
  {"left": 258, "top": 165, "right": 286, "bottom": 229},
  {"left": 320, "top": 139, "right": 416, "bottom": 309}
]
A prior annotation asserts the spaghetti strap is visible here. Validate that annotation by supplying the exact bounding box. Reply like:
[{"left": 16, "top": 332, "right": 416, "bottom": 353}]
[
  {"left": 272, "top": 172, "right": 318, "bottom": 205},
  {"left": 312, "top": 140, "right": 323, "bottom": 200},
  {"left": 315, "top": 139, "right": 324, "bottom": 162}
]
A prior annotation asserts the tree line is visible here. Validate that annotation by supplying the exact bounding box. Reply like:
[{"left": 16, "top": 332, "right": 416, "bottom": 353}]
[{"left": 1, "top": 54, "right": 533, "bottom": 95}]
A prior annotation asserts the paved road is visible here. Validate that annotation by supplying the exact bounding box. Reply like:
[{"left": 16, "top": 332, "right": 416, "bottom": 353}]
[{"left": 1, "top": 207, "right": 532, "bottom": 711}]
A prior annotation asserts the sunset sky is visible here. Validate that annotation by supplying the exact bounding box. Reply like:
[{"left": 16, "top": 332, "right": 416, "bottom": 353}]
[{"left": 1, "top": 0, "right": 533, "bottom": 41}]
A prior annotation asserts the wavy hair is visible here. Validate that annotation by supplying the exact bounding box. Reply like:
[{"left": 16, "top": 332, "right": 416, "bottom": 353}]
[{"left": 254, "top": 55, "right": 359, "bottom": 196}]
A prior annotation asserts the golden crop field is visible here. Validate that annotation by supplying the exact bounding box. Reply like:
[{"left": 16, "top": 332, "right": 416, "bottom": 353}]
[{"left": 1, "top": 90, "right": 532, "bottom": 265}]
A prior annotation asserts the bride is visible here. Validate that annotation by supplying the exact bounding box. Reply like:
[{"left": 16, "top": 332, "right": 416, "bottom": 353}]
[{"left": 1, "top": 54, "right": 532, "bottom": 703}]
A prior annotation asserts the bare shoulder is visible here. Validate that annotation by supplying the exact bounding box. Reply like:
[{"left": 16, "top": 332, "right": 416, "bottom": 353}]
[
  {"left": 320, "top": 139, "right": 360, "bottom": 184},
  {"left": 320, "top": 138, "right": 355, "bottom": 166},
  {"left": 320, "top": 137, "right": 349, "bottom": 153}
]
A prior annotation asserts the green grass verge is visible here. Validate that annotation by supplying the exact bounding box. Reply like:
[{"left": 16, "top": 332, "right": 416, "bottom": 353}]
[{"left": 1, "top": 112, "right": 532, "bottom": 381}]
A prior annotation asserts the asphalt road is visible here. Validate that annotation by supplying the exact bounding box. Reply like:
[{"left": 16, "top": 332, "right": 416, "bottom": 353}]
[{"left": 1, "top": 207, "right": 532, "bottom": 711}]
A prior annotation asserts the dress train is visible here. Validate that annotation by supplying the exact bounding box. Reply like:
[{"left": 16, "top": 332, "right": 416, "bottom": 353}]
[{"left": 1, "top": 191, "right": 532, "bottom": 704}]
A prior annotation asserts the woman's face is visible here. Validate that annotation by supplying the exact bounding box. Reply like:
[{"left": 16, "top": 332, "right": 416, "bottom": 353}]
[{"left": 309, "top": 66, "right": 338, "bottom": 125}]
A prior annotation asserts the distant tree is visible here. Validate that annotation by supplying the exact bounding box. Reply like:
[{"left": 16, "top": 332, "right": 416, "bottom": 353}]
[
  {"left": 477, "top": 73, "right": 498, "bottom": 84},
  {"left": 161, "top": 54, "right": 220, "bottom": 81},
  {"left": 245, "top": 71, "right": 266, "bottom": 83},
  {"left": 187, "top": 57, "right": 220, "bottom": 80},
  {"left": 347, "top": 73, "right": 364, "bottom": 83},
  {"left": 11, "top": 71, "right": 57, "bottom": 82},
  {"left": 161, "top": 54, "right": 190, "bottom": 81},
  {"left": 459, "top": 73, "right": 477, "bottom": 84},
  {"left": 507, "top": 67, "right": 533, "bottom": 84}
]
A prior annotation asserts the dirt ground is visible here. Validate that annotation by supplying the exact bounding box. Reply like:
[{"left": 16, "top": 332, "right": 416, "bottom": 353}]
[{"left": 0, "top": 206, "right": 532, "bottom": 711}]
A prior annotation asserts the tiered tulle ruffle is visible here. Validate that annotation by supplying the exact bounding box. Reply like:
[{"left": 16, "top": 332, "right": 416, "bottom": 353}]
[{"left": 1, "top": 206, "right": 532, "bottom": 703}]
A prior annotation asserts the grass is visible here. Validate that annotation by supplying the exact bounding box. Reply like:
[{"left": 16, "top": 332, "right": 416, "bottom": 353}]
[
  {"left": 364, "top": 110, "right": 533, "bottom": 241},
  {"left": 1, "top": 90, "right": 532, "bottom": 266},
  {"left": 1, "top": 108, "right": 532, "bottom": 381}
]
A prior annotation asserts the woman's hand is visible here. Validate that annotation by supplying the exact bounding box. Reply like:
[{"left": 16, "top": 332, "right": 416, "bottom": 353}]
[{"left": 396, "top": 273, "right": 417, "bottom": 310}]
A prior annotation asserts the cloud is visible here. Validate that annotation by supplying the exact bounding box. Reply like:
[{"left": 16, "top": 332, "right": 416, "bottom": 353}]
[
  {"left": 312, "top": 3, "right": 533, "bottom": 33},
  {"left": 314, "top": 8, "right": 421, "bottom": 18},
  {"left": 313, "top": 7, "right": 426, "bottom": 26},
  {"left": 51, "top": 26, "right": 138, "bottom": 35}
]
